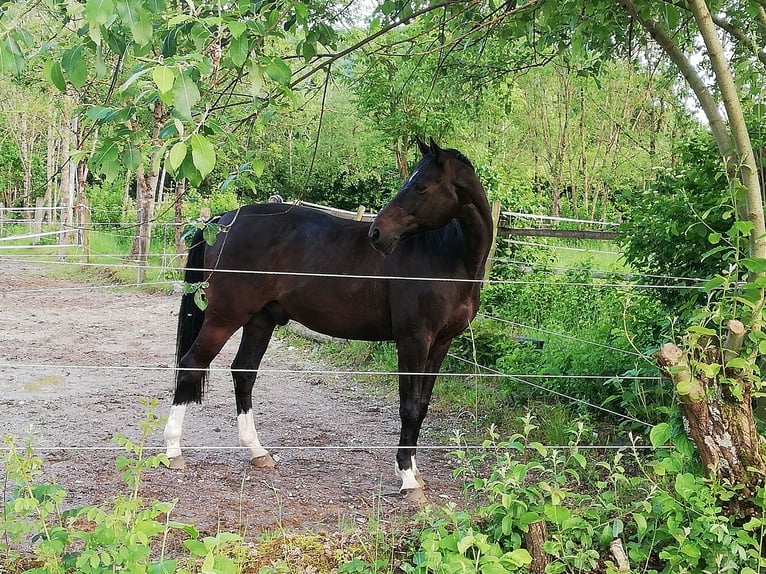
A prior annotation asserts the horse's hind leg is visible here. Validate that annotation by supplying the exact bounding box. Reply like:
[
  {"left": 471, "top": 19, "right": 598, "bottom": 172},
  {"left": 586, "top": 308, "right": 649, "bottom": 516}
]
[
  {"left": 232, "top": 311, "right": 277, "bottom": 467},
  {"left": 165, "top": 317, "right": 242, "bottom": 469}
]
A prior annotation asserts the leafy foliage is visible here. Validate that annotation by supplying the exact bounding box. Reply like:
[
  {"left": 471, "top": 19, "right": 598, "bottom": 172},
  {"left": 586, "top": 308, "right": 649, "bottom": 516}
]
[
  {"left": 617, "top": 132, "right": 745, "bottom": 311},
  {"left": 450, "top": 265, "right": 666, "bottom": 408}
]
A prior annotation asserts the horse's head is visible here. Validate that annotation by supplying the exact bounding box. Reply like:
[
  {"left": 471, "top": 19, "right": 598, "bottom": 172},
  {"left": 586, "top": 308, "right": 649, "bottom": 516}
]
[{"left": 369, "top": 138, "right": 480, "bottom": 255}]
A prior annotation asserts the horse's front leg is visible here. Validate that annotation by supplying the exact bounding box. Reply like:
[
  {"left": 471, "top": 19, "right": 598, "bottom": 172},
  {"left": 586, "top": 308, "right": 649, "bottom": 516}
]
[{"left": 395, "top": 338, "right": 450, "bottom": 504}]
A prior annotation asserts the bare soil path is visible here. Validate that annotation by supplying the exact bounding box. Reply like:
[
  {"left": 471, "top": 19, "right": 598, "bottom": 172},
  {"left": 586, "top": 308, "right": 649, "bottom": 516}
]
[{"left": 0, "top": 257, "right": 465, "bottom": 538}]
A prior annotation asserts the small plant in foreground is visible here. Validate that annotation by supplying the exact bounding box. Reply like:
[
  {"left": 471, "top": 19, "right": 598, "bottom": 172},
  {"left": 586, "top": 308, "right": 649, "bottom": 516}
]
[
  {"left": 379, "top": 414, "right": 766, "bottom": 574},
  {"left": 1, "top": 399, "right": 202, "bottom": 574}
]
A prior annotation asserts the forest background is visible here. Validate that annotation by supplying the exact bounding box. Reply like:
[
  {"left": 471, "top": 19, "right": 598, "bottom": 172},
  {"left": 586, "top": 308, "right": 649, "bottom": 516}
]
[{"left": 4, "top": 0, "right": 766, "bottom": 572}]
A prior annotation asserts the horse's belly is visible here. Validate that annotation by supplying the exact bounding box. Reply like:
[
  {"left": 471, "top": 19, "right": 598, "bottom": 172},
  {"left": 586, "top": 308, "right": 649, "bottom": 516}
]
[
  {"left": 281, "top": 295, "right": 393, "bottom": 342},
  {"left": 294, "top": 314, "right": 392, "bottom": 341}
]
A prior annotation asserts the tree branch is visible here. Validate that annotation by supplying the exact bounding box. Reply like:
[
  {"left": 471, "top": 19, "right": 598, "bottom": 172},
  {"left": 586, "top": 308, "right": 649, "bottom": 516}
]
[
  {"left": 290, "top": 0, "right": 545, "bottom": 88},
  {"left": 711, "top": 13, "right": 766, "bottom": 67}
]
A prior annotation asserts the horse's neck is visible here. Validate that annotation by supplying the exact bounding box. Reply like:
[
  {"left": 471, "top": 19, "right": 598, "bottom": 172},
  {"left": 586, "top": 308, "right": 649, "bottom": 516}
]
[{"left": 457, "top": 188, "right": 493, "bottom": 280}]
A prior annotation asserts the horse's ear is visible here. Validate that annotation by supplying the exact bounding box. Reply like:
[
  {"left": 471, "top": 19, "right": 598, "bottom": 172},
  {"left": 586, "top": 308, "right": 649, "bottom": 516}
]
[
  {"left": 416, "top": 137, "right": 430, "bottom": 157},
  {"left": 429, "top": 138, "right": 447, "bottom": 163}
]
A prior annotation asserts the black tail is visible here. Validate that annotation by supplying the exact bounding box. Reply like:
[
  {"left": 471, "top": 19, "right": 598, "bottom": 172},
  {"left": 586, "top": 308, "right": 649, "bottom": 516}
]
[{"left": 175, "top": 228, "right": 207, "bottom": 401}]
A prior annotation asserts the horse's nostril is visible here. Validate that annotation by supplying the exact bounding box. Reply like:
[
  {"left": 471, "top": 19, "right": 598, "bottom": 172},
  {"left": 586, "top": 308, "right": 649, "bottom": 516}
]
[{"left": 369, "top": 227, "right": 380, "bottom": 243}]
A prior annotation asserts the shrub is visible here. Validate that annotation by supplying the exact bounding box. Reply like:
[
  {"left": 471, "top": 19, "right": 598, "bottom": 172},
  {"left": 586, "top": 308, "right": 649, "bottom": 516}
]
[
  {"left": 396, "top": 416, "right": 766, "bottom": 574},
  {"left": 450, "top": 266, "right": 666, "bottom": 407}
]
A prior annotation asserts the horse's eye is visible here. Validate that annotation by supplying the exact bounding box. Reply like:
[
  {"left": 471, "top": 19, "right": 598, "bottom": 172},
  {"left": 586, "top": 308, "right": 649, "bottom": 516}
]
[{"left": 416, "top": 184, "right": 427, "bottom": 194}]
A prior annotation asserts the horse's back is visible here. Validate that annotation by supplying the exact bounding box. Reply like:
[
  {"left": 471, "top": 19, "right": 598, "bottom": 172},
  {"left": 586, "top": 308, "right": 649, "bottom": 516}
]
[{"left": 200, "top": 203, "right": 394, "bottom": 339}]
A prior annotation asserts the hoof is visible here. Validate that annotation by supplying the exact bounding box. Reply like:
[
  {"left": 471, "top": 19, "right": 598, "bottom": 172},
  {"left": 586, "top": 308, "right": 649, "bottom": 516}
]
[
  {"left": 167, "top": 456, "right": 186, "bottom": 470},
  {"left": 251, "top": 453, "right": 277, "bottom": 468},
  {"left": 402, "top": 487, "right": 428, "bottom": 507}
]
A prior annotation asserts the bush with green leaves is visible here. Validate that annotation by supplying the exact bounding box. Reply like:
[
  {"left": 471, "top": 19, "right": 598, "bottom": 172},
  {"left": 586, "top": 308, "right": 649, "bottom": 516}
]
[
  {"left": 450, "top": 266, "right": 666, "bottom": 407},
  {"left": 616, "top": 132, "right": 751, "bottom": 312},
  {"left": 0, "top": 399, "right": 253, "bottom": 574},
  {"left": 393, "top": 416, "right": 766, "bottom": 574}
]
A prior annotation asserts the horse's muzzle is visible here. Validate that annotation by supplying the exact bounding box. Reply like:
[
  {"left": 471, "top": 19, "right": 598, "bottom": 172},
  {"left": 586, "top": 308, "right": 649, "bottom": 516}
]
[{"left": 368, "top": 224, "right": 399, "bottom": 256}]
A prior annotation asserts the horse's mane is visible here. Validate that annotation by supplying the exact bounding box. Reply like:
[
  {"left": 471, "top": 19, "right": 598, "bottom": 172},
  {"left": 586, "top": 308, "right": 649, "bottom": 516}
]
[{"left": 446, "top": 148, "right": 474, "bottom": 170}]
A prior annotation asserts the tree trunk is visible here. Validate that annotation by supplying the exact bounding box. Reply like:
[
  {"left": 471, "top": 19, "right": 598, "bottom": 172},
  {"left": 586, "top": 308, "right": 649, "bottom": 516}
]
[
  {"left": 175, "top": 178, "right": 186, "bottom": 256},
  {"left": 45, "top": 122, "right": 60, "bottom": 223},
  {"left": 131, "top": 164, "right": 157, "bottom": 283},
  {"left": 130, "top": 100, "right": 167, "bottom": 282},
  {"left": 688, "top": 0, "right": 766, "bottom": 267},
  {"left": 58, "top": 116, "right": 75, "bottom": 254},
  {"left": 75, "top": 158, "right": 88, "bottom": 247},
  {"left": 525, "top": 521, "right": 549, "bottom": 574}
]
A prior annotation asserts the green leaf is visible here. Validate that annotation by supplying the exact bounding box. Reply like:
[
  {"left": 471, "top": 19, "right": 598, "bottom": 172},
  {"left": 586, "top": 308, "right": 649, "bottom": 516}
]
[
  {"left": 190, "top": 134, "right": 216, "bottom": 178},
  {"left": 649, "top": 423, "right": 671, "bottom": 447},
  {"left": 742, "top": 258, "right": 766, "bottom": 274},
  {"left": 251, "top": 158, "right": 265, "bottom": 177},
  {"left": 543, "top": 504, "right": 570, "bottom": 524},
  {"left": 117, "top": 0, "right": 153, "bottom": 46},
  {"left": 634, "top": 513, "right": 648, "bottom": 538},
  {"left": 611, "top": 518, "right": 624, "bottom": 537},
  {"left": 229, "top": 34, "right": 250, "bottom": 67},
  {"left": 680, "top": 542, "right": 701, "bottom": 557},
  {"left": 183, "top": 539, "right": 208, "bottom": 556},
  {"left": 703, "top": 276, "right": 725, "bottom": 292},
  {"left": 173, "top": 73, "right": 200, "bottom": 121},
  {"left": 675, "top": 379, "right": 695, "bottom": 396},
  {"left": 301, "top": 40, "right": 316, "bottom": 63},
  {"left": 0, "top": 39, "right": 24, "bottom": 75},
  {"left": 696, "top": 362, "right": 720, "bottom": 378},
  {"left": 228, "top": 21, "right": 247, "bottom": 38},
  {"left": 44, "top": 60, "right": 67, "bottom": 92},
  {"left": 161, "top": 29, "right": 177, "bottom": 58},
  {"left": 85, "top": 106, "right": 114, "bottom": 121},
  {"left": 153, "top": 65, "right": 175, "bottom": 94},
  {"left": 121, "top": 144, "right": 141, "bottom": 171},
  {"left": 726, "top": 357, "right": 750, "bottom": 370},
  {"left": 249, "top": 61, "right": 264, "bottom": 98},
  {"left": 168, "top": 142, "right": 187, "bottom": 174},
  {"left": 265, "top": 56, "right": 291, "bottom": 85},
  {"left": 85, "top": 0, "right": 114, "bottom": 26},
  {"left": 687, "top": 326, "right": 716, "bottom": 336},
  {"left": 62, "top": 45, "right": 88, "bottom": 88},
  {"left": 675, "top": 472, "right": 698, "bottom": 499}
]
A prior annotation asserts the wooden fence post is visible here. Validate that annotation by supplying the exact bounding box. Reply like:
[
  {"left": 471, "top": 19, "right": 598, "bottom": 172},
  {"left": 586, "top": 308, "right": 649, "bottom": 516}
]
[
  {"left": 33, "top": 197, "right": 45, "bottom": 244},
  {"left": 355, "top": 205, "right": 366, "bottom": 221},
  {"left": 82, "top": 200, "right": 91, "bottom": 262},
  {"left": 483, "top": 200, "right": 501, "bottom": 285}
]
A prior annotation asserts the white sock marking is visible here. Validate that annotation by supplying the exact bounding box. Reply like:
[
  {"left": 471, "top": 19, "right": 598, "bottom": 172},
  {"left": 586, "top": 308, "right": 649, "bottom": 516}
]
[
  {"left": 396, "top": 455, "right": 421, "bottom": 491},
  {"left": 164, "top": 404, "right": 186, "bottom": 459},
  {"left": 238, "top": 411, "right": 269, "bottom": 459}
]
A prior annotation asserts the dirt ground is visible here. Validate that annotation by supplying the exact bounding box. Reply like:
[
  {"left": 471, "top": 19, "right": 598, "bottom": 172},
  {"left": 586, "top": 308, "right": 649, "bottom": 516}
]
[{"left": 0, "top": 256, "right": 467, "bottom": 539}]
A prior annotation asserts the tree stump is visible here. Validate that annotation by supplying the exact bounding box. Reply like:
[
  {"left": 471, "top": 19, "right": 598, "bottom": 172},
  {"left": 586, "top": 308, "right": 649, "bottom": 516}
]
[
  {"left": 525, "top": 520, "right": 549, "bottom": 574},
  {"left": 654, "top": 319, "right": 766, "bottom": 501}
]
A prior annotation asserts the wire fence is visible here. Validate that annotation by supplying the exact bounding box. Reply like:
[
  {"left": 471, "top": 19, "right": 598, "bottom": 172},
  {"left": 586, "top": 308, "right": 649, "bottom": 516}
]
[{"left": 0, "top": 203, "right": 679, "bottom": 455}]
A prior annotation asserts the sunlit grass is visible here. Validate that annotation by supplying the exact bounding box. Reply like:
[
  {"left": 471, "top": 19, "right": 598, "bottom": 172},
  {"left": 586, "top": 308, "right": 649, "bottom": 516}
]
[
  {"left": 552, "top": 239, "right": 630, "bottom": 273},
  {"left": 0, "top": 223, "right": 181, "bottom": 292}
]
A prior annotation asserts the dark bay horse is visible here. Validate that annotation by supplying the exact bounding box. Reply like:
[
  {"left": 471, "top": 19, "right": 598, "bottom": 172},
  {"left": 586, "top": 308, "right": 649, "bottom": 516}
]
[{"left": 164, "top": 138, "right": 493, "bottom": 501}]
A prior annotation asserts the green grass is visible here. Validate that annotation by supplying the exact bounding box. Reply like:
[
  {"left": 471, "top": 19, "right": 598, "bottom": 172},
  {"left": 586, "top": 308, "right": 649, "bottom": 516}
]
[
  {"left": 0, "top": 224, "right": 181, "bottom": 292},
  {"left": 552, "top": 239, "right": 630, "bottom": 273}
]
